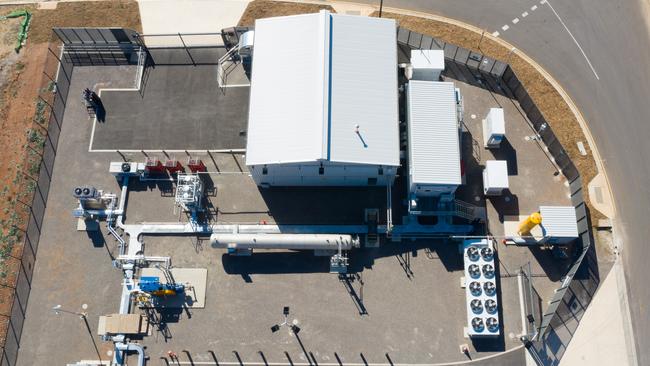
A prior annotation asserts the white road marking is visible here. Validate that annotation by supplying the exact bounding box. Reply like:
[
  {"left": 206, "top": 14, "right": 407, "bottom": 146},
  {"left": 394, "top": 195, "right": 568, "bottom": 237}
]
[
  {"left": 512, "top": 17, "right": 520, "bottom": 24},
  {"left": 531, "top": 5, "right": 538, "bottom": 10},
  {"left": 544, "top": 0, "right": 600, "bottom": 80},
  {"left": 502, "top": 24, "right": 510, "bottom": 31},
  {"left": 492, "top": 31, "right": 500, "bottom": 37},
  {"left": 522, "top": 11, "right": 529, "bottom": 17},
  {"left": 540, "top": 0, "right": 547, "bottom": 4}
]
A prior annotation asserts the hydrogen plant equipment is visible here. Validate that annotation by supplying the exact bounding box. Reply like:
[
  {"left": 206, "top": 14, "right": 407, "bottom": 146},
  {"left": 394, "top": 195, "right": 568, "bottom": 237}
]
[
  {"left": 174, "top": 173, "right": 204, "bottom": 223},
  {"left": 463, "top": 238, "right": 500, "bottom": 337},
  {"left": 72, "top": 185, "right": 117, "bottom": 219}
]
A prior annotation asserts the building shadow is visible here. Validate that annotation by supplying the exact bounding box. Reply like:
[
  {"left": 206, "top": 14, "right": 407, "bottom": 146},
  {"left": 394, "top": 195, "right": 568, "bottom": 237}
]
[
  {"left": 128, "top": 174, "right": 175, "bottom": 196},
  {"left": 487, "top": 192, "right": 520, "bottom": 222},
  {"left": 219, "top": 239, "right": 462, "bottom": 276},
  {"left": 258, "top": 186, "right": 386, "bottom": 225},
  {"left": 339, "top": 273, "right": 368, "bottom": 315},
  {"left": 489, "top": 138, "right": 518, "bottom": 176},
  {"left": 528, "top": 246, "right": 571, "bottom": 282},
  {"left": 86, "top": 225, "right": 106, "bottom": 248},
  {"left": 221, "top": 251, "right": 331, "bottom": 275}
]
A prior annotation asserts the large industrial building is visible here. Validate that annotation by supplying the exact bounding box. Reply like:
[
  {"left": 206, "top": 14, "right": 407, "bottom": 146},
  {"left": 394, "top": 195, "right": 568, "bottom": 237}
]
[{"left": 246, "top": 11, "right": 399, "bottom": 186}]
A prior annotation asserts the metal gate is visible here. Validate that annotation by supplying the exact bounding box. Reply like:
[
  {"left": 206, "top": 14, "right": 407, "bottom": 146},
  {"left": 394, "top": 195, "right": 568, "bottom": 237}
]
[{"left": 53, "top": 27, "right": 144, "bottom": 66}]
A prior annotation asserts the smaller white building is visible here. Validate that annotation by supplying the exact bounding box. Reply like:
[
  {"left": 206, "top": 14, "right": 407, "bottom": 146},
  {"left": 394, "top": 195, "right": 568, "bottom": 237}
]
[
  {"left": 483, "top": 160, "right": 509, "bottom": 196},
  {"left": 539, "top": 206, "right": 579, "bottom": 244},
  {"left": 407, "top": 80, "right": 461, "bottom": 198},
  {"left": 410, "top": 49, "right": 445, "bottom": 81},
  {"left": 483, "top": 108, "right": 505, "bottom": 148}
]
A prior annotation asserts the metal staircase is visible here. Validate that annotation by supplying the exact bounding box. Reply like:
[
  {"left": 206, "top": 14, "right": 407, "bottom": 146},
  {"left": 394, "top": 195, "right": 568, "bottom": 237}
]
[
  {"left": 453, "top": 199, "right": 487, "bottom": 223},
  {"left": 217, "top": 45, "right": 240, "bottom": 92}
]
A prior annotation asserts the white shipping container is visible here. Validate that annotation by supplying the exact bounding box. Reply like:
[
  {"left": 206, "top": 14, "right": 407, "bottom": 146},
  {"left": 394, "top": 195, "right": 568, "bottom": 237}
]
[
  {"left": 483, "top": 108, "right": 505, "bottom": 148},
  {"left": 483, "top": 160, "right": 509, "bottom": 196},
  {"left": 407, "top": 81, "right": 461, "bottom": 197}
]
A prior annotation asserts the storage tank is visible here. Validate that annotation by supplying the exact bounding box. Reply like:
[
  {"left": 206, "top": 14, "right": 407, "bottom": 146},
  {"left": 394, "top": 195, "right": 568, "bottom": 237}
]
[{"left": 210, "top": 233, "right": 360, "bottom": 251}]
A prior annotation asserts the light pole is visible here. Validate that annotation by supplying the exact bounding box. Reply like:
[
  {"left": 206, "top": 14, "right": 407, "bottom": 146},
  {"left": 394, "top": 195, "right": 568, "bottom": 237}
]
[
  {"left": 52, "top": 304, "right": 103, "bottom": 362},
  {"left": 379, "top": 0, "right": 384, "bottom": 18},
  {"left": 270, "top": 306, "right": 300, "bottom": 334},
  {"left": 52, "top": 304, "right": 87, "bottom": 318}
]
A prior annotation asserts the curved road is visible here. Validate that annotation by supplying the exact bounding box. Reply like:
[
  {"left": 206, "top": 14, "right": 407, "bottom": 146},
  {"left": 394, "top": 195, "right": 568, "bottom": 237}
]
[{"left": 356, "top": 0, "right": 650, "bottom": 364}]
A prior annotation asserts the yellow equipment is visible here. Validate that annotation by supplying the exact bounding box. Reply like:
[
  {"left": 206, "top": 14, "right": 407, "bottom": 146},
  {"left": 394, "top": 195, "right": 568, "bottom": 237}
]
[
  {"left": 152, "top": 289, "right": 177, "bottom": 297},
  {"left": 518, "top": 212, "right": 542, "bottom": 236}
]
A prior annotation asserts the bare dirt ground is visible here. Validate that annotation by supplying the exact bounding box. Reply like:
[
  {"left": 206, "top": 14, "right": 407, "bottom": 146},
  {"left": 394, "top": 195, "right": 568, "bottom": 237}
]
[
  {"left": 372, "top": 11, "right": 601, "bottom": 223},
  {"left": 238, "top": 0, "right": 334, "bottom": 26},
  {"left": 0, "top": 0, "right": 141, "bottom": 350}
]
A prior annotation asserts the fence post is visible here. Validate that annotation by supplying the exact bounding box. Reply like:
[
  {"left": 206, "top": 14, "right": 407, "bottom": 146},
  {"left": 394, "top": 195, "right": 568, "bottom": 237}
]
[{"left": 178, "top": 33, "right": 196, "bottom": 66}]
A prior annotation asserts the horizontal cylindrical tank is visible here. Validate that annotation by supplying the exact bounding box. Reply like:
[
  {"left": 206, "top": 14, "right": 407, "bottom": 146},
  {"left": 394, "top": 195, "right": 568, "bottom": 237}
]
[{"left": 210, "top": 233, "right": 359, "bottom": 251}]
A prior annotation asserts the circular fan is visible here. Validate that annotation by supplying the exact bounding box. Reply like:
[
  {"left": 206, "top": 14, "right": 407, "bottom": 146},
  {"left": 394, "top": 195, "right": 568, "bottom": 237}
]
[
  {"left": 469, "top": 281, "right": 482, "bottom": 296},
  {"left": 470, "top": 299, "right": 483, "bottom": 314},
  {"left": 481, "top": 247, "right": 494, "bottom": 261},
  {"left": 482, "top": 264, "right": 495, "bottom": 278},
  {"left": 485, "top": 299, "right": 497, "bottom": 314},
  {"left": 471, "top": 317, "right": 484, "bottom": 332},
  {"left": 486, "top": 317, "right": 499, "bottom": 332},
  {"left": 468, "top": 264, "right": 481, "bottom": 278},
  {"left": 483, "top": 281, "right": 496, "bottom": 296},
  {"left": 467, "top": 246, "right": 480, "bottom": 261}
]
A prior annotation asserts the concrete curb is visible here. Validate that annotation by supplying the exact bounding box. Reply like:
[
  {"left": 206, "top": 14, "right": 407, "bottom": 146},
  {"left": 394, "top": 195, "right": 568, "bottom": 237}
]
[
  {"left": 615, "top": 258, "right": 639, "bottom": 366},
  {"left": 273, "top": 0, "right": 616, "bottom": 221}
]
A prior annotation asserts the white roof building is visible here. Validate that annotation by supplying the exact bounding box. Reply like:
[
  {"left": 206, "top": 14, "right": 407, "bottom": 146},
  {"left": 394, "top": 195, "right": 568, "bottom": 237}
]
[
  {"left": 407, "top": 80, "right": 461, "bottom": 196},
  {"left": 246, "top": 11, "right": 399, "bottom": 169}
]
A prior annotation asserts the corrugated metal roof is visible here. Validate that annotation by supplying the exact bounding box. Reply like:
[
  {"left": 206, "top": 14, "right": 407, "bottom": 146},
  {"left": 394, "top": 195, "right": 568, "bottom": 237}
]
[
  {"left": 246, "top": 12, "right": 330, "bottom": 165},
  {"left": 246, "top": 12, "right": 399, "bottom": 167},
  {"left": 329, "top": 14, "right": 399, "bottom": 166},
  {"left": 540, "top": 206, "right": 579, "bottom": 238},
  {"left": 407, "top": 81, "right": 461, "bottom": 185}
]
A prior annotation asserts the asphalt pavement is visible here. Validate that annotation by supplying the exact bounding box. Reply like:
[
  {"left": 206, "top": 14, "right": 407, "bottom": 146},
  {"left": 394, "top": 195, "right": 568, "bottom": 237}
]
[{"left": 352, "top": 0, "right": 650, "bottom": 364}]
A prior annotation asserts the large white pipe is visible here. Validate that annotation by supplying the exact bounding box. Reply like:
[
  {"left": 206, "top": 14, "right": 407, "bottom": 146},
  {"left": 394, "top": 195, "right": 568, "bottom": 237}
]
[
  {"left": 115, "top": 342, "right": 144, "bottom": 366},
  {"left": 210, "top": 233, "right": 359, "bottom": 250}
]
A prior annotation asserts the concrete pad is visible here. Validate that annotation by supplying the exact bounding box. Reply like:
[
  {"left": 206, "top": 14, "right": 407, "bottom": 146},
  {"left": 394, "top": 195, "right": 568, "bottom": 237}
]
[
  {"left": 92, "top": 54, "right": 249, "bottom": 151},
  {"left": 503, "top": 215, "right": 543, "bottom": 240},
  {"left": 140, "top": 267, "right": 207, "bottom": 308},
  {"left": 559, "top": 261, "right": 634, "bottom": 366},
  {"left": 588, "top": 173, "right": 615, "bottom": 219},
  {"left": 138, "top": 0, "right": 251, "bottom": 46},
  {"left": 77, "top": 218, "right": 99, "bottom": 231}
]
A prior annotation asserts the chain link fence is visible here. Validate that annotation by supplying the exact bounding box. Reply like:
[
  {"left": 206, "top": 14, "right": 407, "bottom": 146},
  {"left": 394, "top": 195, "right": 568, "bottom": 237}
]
[
  {"left": 0, "top": 26, "right": 598, "bottom": 365},
  {"left": 0, "top": 40, "right": 73, "bottom": 365},
  {"left": 0, "top": 28, "right": 143, "bottom": 366}
]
